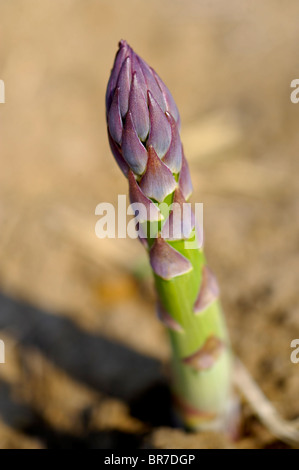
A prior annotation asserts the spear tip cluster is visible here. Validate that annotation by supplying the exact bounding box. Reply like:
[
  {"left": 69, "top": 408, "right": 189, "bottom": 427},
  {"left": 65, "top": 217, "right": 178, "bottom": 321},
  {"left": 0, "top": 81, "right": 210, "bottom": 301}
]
[{"left": 106, "top": 40, "right": 189, "bottom": 205}]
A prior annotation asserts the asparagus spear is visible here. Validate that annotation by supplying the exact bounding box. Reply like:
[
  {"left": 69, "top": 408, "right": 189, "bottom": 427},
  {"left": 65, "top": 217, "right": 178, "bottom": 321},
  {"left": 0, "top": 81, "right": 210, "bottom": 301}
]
[{"left": 105, "top": 40, "right": 236, "bottom": 432}]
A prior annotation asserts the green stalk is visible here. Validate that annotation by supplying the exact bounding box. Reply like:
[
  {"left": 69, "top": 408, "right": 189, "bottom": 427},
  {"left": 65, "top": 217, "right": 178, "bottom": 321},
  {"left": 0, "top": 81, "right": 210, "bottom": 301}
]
[{"left": 148, "top": 207, "right": 234, "bottom": 431}]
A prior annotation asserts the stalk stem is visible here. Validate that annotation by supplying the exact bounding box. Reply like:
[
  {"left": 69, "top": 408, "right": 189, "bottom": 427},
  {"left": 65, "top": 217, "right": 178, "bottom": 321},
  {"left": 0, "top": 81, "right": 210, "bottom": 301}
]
[{"left": 154, "top": 240, "right": 234, "bottom": 431}]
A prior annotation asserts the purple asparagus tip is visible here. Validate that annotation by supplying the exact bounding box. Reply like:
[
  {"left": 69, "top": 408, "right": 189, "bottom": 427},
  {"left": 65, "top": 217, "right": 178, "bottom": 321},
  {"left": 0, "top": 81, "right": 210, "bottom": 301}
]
[
  {"left": 106, "top": 41, "right": 185, "bottom": 193},
  {"left": 106, "top": 41, "right": 195, "bottom": 255}
]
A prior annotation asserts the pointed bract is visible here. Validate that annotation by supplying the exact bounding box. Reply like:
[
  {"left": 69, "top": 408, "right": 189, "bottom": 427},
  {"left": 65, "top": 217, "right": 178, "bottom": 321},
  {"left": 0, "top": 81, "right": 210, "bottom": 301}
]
[
  {"left": 162, "top": 112, "right": 183, "bottom": 173},
  {"left": 122, "top": 112, "right": 148, "bottom": 175},
  {"left": 129, "top": 73, "right": 150, "bottom": 142},
  {"left": 150, "top": 236, "right": 192, "bottom": 280},
  {"left": 138, "top": 57, "right": 166, "bottom": 112},
  {"left": 194, "top": 266, "right": 220, "bottom": 314},
  {"left": 136, "top": 222, "right": 148, "bottom": 249},
  {"left": 131, "top": 53, "right": 147, "bottom": 94},
  {"left": 161, "top": 188, "right": 195, "bottom": 240},
  {"left": 182, "top": 336, "right": 225, "bottom": 371},
  {"left": 117, "top": 57, "right": 132, "bottom": 117},
  {"left": 147, "top": 92, "right": 171, "bottom": 158},
  {"left": 179, "top": 151, "right": 193, "bottom": 200},
  {"left": 157, "top": 301, "right": 184, "bottom": 332},
  {"left": 106, "top": 44, "right": 127, "bottom": 111},
  {"left": 107, "top": 88, "right": 123, "bottom": 145},
  {"left": 140, "top": 146, "right": 176, "bottom": 203},
  {"left": 128, "top": 170, "right": 162, "bottom": 222},
  {"left": 152, "top": 69, "right": 180, "bottom": 127},
  {"left": 108, "top": 131, "right": 129, "bottom": 177}
]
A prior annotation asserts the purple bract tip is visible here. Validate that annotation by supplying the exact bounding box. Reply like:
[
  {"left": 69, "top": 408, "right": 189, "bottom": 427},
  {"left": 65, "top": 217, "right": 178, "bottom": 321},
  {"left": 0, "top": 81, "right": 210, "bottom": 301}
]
[
  {"left": 157, "top": 301, "right": 184, "bottom": 332},
  {"left": 150, "top": 236, "right": 193, "bottom": 280},
  {"left": 139, "top": 146, "right": 177, "bottom": 203},
  {"left": 128, "top": 170, "right": 163, "bottom": 222},
  {"left": 161, "top": 188, "right": 195, "bottom": 241},
  {"left": 194, "top": 266, "right": 220, "bottom": 314}
]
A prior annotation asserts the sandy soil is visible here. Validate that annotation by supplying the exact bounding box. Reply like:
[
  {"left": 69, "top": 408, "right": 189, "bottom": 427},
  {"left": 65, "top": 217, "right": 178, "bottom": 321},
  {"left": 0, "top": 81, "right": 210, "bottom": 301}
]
[{"left": 0, "top": 0, "right": 299, "bottom": 448}]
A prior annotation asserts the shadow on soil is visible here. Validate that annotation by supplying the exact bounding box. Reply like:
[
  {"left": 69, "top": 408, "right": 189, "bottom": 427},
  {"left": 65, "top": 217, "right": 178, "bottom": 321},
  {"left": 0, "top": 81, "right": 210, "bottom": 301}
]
[{"left": 0, "top": 293, "right": 173, "bottom": 448}]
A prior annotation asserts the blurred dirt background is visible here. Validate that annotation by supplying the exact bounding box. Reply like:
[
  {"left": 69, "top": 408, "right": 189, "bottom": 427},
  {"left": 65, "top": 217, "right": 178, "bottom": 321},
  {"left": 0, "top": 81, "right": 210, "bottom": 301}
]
[{"left": 0, "top": 0, "right": 299, "bottom": 449}]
